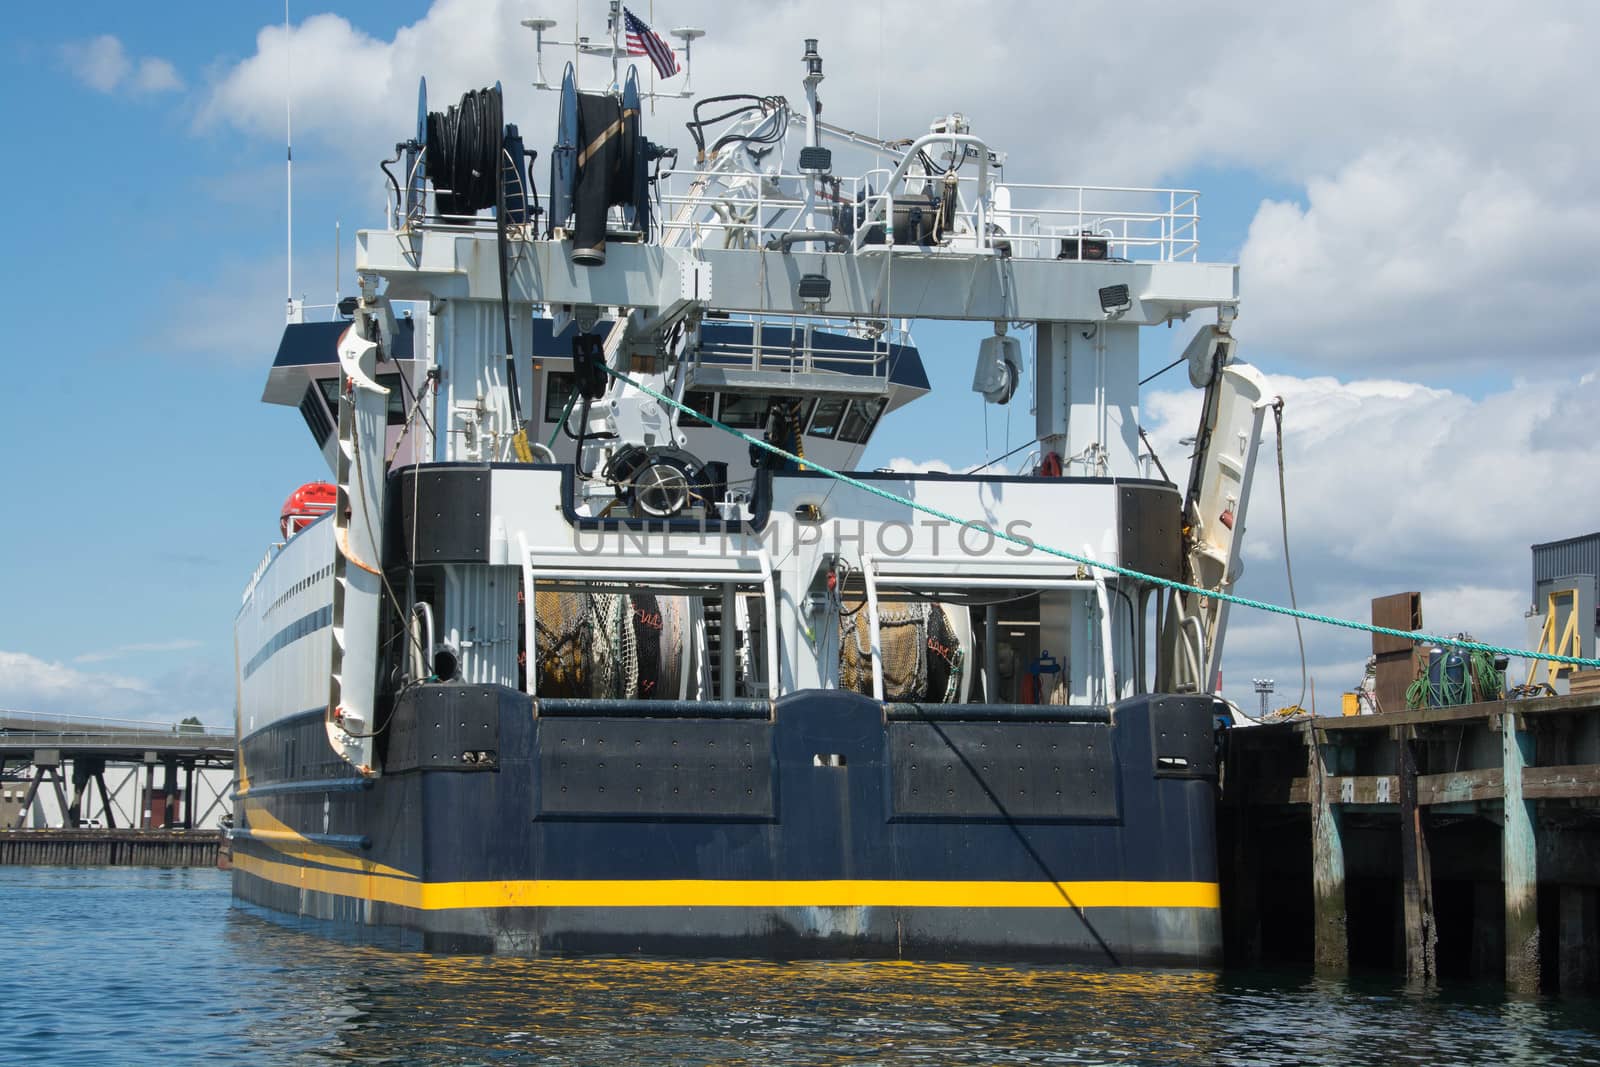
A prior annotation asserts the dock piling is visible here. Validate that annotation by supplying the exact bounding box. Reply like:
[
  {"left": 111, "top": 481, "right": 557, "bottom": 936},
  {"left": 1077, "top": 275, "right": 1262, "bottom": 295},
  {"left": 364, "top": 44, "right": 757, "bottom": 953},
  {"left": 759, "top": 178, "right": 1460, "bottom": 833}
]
[
  {"left": 1224, "top": 693, "right": 1600, "bottom": 992},
  {"left": 1398, "top": 727, "right": 1437, "bottom": 982},
  {"left": 1310, "top": 730, "right": 1348, "bottom": 976},
  {"left": 1501, "top": 711, "right": 1540, "bottom": 993}
]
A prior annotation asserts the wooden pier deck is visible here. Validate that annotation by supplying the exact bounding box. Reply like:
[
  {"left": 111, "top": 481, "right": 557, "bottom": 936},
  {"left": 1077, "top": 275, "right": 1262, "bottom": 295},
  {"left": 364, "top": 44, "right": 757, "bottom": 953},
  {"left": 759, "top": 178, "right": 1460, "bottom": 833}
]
[{"left": 1223, "top": 692, "right": 1600, "bottom": 993}]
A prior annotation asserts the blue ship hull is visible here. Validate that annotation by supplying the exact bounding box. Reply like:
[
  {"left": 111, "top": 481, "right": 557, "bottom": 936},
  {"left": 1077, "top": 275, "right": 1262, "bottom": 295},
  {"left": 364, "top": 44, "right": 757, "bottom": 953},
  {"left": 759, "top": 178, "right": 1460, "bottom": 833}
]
[{"left": 231, "top": 689, "right": 1222, "bottom": 965}]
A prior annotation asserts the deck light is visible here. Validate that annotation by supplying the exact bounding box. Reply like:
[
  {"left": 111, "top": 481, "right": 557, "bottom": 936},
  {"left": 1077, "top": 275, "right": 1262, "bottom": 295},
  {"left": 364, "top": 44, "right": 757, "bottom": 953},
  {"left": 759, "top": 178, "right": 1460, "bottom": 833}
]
[
  {"left": 797, "top": 273, "right": 831, "bottom": 303},
  {"left": 1098, "top": 284, "right": 1131, "bottom": 317},
  {"left": 802, "top": 39, "right": 823, "bottom": 80}
]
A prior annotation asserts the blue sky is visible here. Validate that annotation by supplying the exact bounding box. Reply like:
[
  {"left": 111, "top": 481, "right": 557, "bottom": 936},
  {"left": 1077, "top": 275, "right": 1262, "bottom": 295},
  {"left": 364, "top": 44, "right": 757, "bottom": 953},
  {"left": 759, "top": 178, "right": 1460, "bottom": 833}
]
[{"left": 4, "top": 2, "right": 1597, "bottom": 724}]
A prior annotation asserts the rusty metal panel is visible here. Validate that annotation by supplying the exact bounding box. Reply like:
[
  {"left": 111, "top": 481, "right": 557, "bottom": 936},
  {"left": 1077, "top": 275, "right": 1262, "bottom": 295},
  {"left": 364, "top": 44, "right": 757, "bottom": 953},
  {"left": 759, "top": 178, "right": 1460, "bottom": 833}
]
[{"left": 1371, "top": 592, "right": 1422, "bottom": 657}]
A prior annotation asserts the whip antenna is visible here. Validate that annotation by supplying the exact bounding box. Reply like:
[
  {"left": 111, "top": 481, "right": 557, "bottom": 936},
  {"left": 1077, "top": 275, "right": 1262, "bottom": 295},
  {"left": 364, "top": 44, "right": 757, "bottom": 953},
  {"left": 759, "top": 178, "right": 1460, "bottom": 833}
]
[{"left": 285, "top": 0, "right": 295, "bottom": 322}]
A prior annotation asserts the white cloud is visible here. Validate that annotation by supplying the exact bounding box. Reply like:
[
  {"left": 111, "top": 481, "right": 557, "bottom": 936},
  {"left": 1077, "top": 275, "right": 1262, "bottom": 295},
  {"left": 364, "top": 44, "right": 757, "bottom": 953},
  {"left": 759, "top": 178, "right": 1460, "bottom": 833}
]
[
  {"left": 62, "top": 34, "right": 184, "bottom": 95},
  {"left": 880, "top": 457, "right": 957, "bottom": 475},
  {"left": 198, "top": 5, "right": 510, "bottom": 147},
  {"left": 0, "top": 650, "right": 156, "bottom": 716},
  {"left": 74, "top": 639, "right": 203, "bottom": 665},
  {"left": 1142, "top": 367, "right": 1600, "bottom": 707},
  {"left": 132, "top": 57, "right": 184, "bottom": 94},
  {"left": 195, "top": 3, "right": 1600, "bottom": 178},
  {"left": 0, "top": 649, "right": 230, "bottom": 726},
  {"left": 62, "top": 34, "right": 129, "bottom": 92},
  {"left": 196, "top": 2, "right": 1600, "bottom": 381},
  {"left": 1240, "top": 144, "right": 1600, "bottom": 371}
]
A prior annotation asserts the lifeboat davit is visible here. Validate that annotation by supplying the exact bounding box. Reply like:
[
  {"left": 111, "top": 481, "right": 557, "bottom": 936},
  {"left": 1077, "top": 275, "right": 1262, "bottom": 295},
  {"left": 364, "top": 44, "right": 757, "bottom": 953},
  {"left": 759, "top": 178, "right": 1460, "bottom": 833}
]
[{"left": 279, "top": 482, "right": 337, "bottom": 539}]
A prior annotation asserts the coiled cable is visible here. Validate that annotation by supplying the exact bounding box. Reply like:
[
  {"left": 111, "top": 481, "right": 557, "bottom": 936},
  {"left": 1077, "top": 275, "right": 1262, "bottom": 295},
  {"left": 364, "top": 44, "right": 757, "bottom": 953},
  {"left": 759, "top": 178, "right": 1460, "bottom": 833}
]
[
  {"left": 426, "top": 87, "right": 504, "bottom": 216},
  {"left": 426, "top": 86, "right": 526, "bottom": 428}
]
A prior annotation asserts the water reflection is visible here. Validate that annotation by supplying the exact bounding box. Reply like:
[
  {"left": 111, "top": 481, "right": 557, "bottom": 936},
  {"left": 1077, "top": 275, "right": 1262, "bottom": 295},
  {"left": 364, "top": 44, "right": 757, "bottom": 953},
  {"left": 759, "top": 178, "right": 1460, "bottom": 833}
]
[
  {"left": 221, "top": 908, "right": 1600, "bottom": 1066},
  {"left": 6, "top": 867, "right": 1600, "bottom": 1066},
  {"left": 229, "top": 917, "right": 1227, "bottom": 1063}
]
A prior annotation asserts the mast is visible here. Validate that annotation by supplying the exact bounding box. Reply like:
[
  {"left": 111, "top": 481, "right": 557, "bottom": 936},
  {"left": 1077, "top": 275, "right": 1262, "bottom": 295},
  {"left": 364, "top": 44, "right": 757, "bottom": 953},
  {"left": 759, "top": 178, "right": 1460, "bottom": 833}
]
[{"left": 609, "top": 0, "right": 621, "bottom": 92}]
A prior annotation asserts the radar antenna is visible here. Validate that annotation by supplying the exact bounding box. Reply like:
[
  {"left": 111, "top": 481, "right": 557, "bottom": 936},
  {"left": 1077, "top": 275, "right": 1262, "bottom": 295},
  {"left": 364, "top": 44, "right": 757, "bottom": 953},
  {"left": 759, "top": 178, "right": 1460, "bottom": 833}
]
[{"left": 523, "top": 3, "right": 705, "bottom": 99}]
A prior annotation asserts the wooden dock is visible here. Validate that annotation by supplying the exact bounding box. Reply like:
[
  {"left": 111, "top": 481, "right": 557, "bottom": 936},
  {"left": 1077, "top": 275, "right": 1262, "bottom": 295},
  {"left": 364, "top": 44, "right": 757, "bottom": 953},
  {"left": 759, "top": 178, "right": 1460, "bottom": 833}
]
[
  {"left": 1223, "top": 692, "right": 1600, "bottom": 993},
  {"left": 0, "top": 829, "right": 221, "bottom": 867}
]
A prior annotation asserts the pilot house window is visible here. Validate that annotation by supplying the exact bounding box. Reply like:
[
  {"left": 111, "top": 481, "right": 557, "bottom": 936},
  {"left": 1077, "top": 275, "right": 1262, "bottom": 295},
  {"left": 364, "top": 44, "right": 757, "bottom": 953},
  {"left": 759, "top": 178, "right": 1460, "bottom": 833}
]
[
  {"left": 807, "top": 397, "right": 848, "bottom": 439},
  {"left": 679, "top": 390, "right": 715, "bottom": 426},
  {"left": 544, "top": 372, "right": 577, "bottom": 423},
  {"left": 836, "top": 398, "right": 887, "bottom": 444},
  {"left": 316, "top": 375, "right": 407, "bottom": 426},
  {"left": 719, "top": 394, "right": 770, "bottom": 429}
]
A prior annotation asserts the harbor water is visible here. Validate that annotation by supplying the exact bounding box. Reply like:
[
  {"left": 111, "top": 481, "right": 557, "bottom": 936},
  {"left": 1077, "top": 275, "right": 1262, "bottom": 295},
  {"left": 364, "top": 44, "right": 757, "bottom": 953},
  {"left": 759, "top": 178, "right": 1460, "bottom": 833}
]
[{"left": 4, "top": 866, "right": 1599, "bottom": 1064}]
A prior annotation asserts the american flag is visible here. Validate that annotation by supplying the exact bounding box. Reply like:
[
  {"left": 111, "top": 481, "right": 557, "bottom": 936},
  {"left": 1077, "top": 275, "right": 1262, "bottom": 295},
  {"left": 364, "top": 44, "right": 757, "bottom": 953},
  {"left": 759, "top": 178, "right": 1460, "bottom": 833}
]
[{"left": 623, "top": 7, "right": 680, "bottom": 79}]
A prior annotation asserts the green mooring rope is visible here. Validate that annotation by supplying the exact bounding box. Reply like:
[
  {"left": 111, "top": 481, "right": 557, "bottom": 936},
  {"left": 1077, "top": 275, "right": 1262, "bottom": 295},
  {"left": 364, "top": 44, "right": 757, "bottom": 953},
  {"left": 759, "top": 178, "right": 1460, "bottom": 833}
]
[
  {"left": 1406, "top": 648, "right": 1505, "bottom": 709},
  {"left": 546, "top": 388, "right": 580, "bottom": 450},
  {"left": 600, "top": 365, "right": 1600, "bottom": 670}
]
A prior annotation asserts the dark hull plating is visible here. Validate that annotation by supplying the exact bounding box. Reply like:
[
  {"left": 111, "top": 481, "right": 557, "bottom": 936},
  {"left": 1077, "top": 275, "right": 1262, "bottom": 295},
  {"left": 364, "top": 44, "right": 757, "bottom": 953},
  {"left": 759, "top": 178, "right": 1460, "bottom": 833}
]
[{"left": 232, "top": 689, "right": 1223, "bottom": 965}]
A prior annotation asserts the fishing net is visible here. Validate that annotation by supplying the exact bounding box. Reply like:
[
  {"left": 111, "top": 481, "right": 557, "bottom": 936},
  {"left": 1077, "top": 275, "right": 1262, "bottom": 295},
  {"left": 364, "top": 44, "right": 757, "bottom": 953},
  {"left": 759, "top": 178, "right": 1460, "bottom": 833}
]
[
  {"left": 534, "top": 590, "right": 686, "bottom": 699},
  {"left": 841, "top": 600, "right": 924, "bottom": 700},
  {"left": 839, "top": 599, "right": 969, "bottom": 702},
  {"left": 533, "top": 590, "right": 593, "bottom": 697}
]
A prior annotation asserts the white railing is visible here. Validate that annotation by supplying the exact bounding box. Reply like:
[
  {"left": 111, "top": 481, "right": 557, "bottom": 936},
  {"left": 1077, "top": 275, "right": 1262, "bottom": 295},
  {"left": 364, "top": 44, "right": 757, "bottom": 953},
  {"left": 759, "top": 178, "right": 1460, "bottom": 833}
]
[
  {"left": 0, "top": 709, "right": 233, "bottom": 738},
  {"left": 240, "top": 544, "right": 281, "bottom": 605},
  {"left": 995, "top": 183, "right": 1200, "bottom": 262},
  {"left": 287, "top": 301, "right": 345, "bottom": 324},
  {"left": 384, "top": 145, "right": 1201, "bottom": 263},
  {"left": 693, "top": 314, "right": 907, "bottom": 381},
  {"left": 650, "top": 170, "right": 1199, "bottom": 262}
]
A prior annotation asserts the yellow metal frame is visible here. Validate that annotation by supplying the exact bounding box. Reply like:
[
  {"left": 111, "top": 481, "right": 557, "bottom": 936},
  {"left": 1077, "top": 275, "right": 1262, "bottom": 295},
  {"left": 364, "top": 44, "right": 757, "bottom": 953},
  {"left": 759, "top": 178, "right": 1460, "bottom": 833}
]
[{"left": 1527, "top": 589, "right": 1582, "bottom": 688}]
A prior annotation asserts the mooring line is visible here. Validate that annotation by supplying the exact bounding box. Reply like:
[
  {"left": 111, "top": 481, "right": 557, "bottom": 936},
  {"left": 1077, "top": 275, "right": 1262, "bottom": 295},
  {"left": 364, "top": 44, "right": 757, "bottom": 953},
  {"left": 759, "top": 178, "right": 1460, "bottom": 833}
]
[{"left": 599, "top": 366, "right": 1600, "bottom": 669}]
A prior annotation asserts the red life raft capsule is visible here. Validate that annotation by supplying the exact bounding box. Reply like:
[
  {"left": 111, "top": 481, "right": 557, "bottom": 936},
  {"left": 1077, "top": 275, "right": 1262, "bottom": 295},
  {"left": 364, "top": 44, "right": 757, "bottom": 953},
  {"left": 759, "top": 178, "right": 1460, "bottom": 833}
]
[{"left": 279, "top": 482, "right": 337, "bottom": 539}]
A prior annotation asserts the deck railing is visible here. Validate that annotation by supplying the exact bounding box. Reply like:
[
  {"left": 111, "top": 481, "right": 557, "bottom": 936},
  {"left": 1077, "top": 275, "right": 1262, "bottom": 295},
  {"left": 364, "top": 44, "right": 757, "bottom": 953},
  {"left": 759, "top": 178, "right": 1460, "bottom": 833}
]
[
  {"left": 0, "top": 709, "right": 233, "bottom": 739},
  {"left": 385, "top": 147, "right": 1202, "bottom": 264}
]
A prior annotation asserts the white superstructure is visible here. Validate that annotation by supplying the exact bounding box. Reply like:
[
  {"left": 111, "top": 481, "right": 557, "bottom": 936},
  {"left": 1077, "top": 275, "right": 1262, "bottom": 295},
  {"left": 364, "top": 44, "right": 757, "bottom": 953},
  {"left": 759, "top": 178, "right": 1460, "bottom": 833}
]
[{"left": 236, "top": 18, "right": 1269, "bottom": 781}]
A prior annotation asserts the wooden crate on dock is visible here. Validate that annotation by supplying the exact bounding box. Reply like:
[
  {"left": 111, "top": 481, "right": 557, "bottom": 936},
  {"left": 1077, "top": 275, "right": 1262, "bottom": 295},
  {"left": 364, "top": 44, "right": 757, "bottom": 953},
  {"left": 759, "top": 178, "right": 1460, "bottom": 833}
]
[{"left": 1572, "top": 670, "right": 1600, "bottom": 696}]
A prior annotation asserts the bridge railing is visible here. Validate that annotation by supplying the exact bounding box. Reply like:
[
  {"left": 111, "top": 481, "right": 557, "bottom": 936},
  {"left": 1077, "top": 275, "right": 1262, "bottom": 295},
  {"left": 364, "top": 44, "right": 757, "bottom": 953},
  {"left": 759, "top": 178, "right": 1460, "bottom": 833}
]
[{"left": 0, "top": 709, "right": 233, "bottom": 739}]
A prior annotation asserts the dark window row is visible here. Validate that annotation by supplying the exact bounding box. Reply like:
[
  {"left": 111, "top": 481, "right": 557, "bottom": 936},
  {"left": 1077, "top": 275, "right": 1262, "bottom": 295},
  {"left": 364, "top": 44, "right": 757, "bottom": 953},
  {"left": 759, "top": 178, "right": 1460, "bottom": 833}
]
[
  {"left": 316, "top": 374, "right": 409, "bottom": 427},
  {"left": 243, "top": 605, "right": 333, "bottom": 680},
  {"left": 543, "top": 373, "right": 885, "bottom": 445},
  {"left": 264, "top": 564, "right": 333, "bottom": 619},
  {"left": 299, "top": 384, "right": 333, "bottom": 447}
]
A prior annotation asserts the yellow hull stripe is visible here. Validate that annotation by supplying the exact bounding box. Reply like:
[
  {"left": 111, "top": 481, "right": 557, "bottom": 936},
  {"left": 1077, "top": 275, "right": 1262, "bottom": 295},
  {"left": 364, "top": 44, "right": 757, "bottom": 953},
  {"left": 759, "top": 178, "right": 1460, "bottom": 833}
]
[
  {"left": 236, "top": 800, "right": 417, "bottom": 881},
  {"left": 233, "top": 849, "right": 1219, "bottom": 912}
]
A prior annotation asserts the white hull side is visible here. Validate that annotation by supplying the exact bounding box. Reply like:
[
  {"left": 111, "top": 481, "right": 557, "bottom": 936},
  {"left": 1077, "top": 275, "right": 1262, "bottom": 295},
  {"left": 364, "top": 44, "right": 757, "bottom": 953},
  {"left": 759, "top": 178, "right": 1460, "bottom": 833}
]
[{"left": 235, "top": 516, "right": 336, "bottom": 739}]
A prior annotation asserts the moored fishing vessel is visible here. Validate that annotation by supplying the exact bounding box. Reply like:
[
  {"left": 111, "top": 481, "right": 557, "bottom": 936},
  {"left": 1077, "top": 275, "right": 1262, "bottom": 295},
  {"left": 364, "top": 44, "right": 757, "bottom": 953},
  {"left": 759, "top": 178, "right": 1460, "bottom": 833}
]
[{"left": 232, "top": 5, "right": 1270, "bottom": 963}]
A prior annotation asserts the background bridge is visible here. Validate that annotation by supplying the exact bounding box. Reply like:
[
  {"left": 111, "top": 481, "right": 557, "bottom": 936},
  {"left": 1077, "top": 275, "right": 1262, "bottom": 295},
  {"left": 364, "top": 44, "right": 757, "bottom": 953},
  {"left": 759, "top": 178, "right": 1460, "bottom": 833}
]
[{"left": 1, "top": 710, "right": 235, "bottom": 831}]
